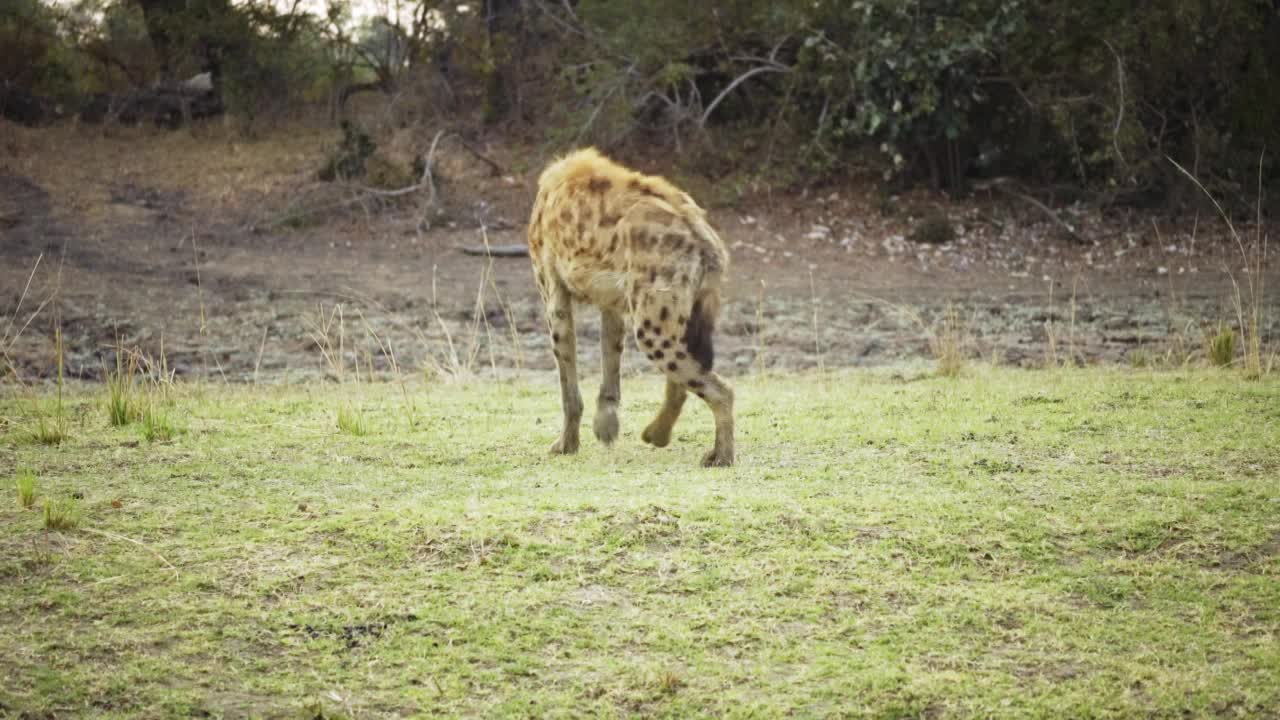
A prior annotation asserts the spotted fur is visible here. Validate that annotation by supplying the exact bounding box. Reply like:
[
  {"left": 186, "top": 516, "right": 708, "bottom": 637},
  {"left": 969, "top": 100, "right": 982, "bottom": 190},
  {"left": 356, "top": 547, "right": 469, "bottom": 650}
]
[{"left": 528, "top": 147, "right": 735, "bottom": 467}]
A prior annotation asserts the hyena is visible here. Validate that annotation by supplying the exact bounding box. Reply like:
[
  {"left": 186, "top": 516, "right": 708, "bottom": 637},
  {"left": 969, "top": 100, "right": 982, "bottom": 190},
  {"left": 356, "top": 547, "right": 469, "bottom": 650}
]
[{"left": 527, "top": 148, "right": 735, "bottom": 467}]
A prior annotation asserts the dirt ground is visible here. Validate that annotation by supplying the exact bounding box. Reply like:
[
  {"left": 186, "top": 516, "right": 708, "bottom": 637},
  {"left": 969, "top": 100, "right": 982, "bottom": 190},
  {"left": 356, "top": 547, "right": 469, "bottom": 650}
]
[{"left": 2, "top": 119, "right": 1276, "bottom": 383}]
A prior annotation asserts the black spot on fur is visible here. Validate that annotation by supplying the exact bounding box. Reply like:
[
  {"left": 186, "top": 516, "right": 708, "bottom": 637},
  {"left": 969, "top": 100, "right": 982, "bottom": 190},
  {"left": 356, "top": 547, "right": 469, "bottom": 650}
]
[
  {"left": 659, "top": 306, "right": 670, "bottom": 322},
  {"left": 587, "top": 177, "right": 612, "bottom": 193},
  {"left": 667, "top": 361, "right": 678, "bottom": 371},
  {"left": 643, "top": 339, "right": 654, "bottom": 349},
  {"left": 687, "top": 379, "right": 703, "bottom": 389},
  {"left": 676, "top": 351, "right": 687, "bottom": 359},
  {"left": 682, "top": 298, "right": 715, "bottom": 371},
  {"left": 552, "top": 332, "right": 560, "bottom": 343},
  {"left": 637, "top": 327, "right": 647, "bottom": 339},
  {"left": 653, "top": 350, "right": 664, "bottom": 360},
  {"left": 662, "top": 339, "right": 672, "bottom": 349}
]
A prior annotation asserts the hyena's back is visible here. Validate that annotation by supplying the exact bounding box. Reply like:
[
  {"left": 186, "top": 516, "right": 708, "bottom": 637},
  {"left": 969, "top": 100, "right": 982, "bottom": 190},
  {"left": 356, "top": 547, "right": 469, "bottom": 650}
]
[{"left": 528, "top": 149, "right": 727, "bottom": 322}]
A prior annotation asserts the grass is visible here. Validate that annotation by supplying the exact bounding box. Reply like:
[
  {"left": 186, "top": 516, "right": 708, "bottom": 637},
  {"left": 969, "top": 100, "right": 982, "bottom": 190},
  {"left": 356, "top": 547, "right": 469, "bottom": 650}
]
[
  {"left": 1168, "top": 154, "right": 1269, "bottom": 378},
  {"left": 29, "top": 328, "right": 69, "bottom": 445},
  {"left": 140, "top": 403, "right": 177, "bottom": 442},
  {"left": 105, "top": 344, "right": 141, "bottom": 427},
  {"left": 15, "top": 468, "right": 35, "bottom": 509},
  {"left": 929, "top": 303, "right": 968, "bottom": 378},
  {"left": 1206, "top": 323, "right": 1236, "bottom": 368},
  {"left": 336, "top": 402, "right": 369, "bottom": 436},
  {"left": 1, "top": 368, "right": 1278, "bottom": 717},
  {"left": 41, "top": 496, "right": 79, "bottom": 531}
]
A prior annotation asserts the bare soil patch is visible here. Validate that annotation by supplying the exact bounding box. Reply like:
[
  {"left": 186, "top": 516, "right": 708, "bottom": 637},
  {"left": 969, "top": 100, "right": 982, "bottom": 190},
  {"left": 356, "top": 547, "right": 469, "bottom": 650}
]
[{"left": 3, "top": 119, "right": 1275, "bottom": 382}]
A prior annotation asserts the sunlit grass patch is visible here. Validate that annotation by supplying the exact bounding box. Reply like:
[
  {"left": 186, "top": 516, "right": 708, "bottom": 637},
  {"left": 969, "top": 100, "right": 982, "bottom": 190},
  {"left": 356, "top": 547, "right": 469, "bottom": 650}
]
[{"left": 1, "top": 368, "right": 1277, "bottom": 717}]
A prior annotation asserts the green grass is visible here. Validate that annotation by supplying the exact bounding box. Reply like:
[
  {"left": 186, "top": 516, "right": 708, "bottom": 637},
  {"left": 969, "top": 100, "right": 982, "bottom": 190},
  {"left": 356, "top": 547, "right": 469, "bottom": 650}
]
[
  {"left": 106, "top": 350, "right": 141, "bottom": 427},
  {"left": 15, "top": 467, "right": 36, "bottom": 509},
  {"left": 41, "top": 496, "right": 79, "bottom": 531},
  {"left": 140, "top": 403, "right": 177, "bottom": 443},
  {"left": 28, "top": 328, "right": 70, "bottom": 445},
  {"left": 2, "top": 368, "right": 1278, "bottom": 718},
  {"left": 336, "top": 402, "right": 369, "bottom": 436}
]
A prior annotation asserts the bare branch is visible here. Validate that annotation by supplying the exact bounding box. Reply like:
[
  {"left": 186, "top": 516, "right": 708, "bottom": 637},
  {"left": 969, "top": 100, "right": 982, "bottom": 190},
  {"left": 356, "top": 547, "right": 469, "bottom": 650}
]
[
  {"left": 1102, "top": 40, "right": 1129, "bottom": 170},
  {"left": 699, "top": 63, "right": 791, "bottom": 128}
]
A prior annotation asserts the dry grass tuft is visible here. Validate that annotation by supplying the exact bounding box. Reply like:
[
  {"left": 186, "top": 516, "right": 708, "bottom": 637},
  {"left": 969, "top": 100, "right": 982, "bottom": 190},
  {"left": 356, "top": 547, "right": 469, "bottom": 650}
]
[{"left": 929, "top": 304, "right": 969, "bottom": 378}]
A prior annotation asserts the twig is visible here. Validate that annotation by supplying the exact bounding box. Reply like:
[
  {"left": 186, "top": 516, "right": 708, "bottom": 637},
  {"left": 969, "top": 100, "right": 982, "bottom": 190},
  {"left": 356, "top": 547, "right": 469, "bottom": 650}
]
[
  {"left": 81, "top": 527, "right": 178, "bottom": 574},
  {"left": 808, "top": 268, "right": 824, "bottom": 373},
  {"left": 191, "top": 226, "right": 207, "bottom": 336},
  {"left": 253, "top": 325, "right": 269, "bottom": 385},
  {"left": 2, "top": 253, "right": 41, "bottom": 345},
  {"left": 479, "top": 225, "right": 526, "bottom": 371}
]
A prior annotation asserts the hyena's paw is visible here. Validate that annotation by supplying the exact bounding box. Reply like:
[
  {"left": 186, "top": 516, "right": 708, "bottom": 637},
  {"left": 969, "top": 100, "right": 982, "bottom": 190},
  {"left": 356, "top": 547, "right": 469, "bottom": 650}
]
[
  {"left": 593, "top": 409, "right": 619, "bottom": 445},
  {"left": 641, "top": 421, "right": 673, "bottom": 448},
  {"left": 700, "top": 447, "right": 734, "bottom": 468},
  {"left": 549, "top": 435, "right": 580, "bottom": 455}
]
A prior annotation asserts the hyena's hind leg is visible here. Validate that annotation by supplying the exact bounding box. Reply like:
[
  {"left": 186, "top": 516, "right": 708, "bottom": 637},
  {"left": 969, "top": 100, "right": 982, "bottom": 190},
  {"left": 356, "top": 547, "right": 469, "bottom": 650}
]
[
  {"left": 594, "top": 309, "right": 624, "bottom": 445},
  {"left": 686, "top": 372, "right": 734, "bottom": 468},
  {"left": 633, "top": 287, "right": 734, "bottom": 467},
  {"left": 543, "top": 276, "right": 583, "bottom": 455}
]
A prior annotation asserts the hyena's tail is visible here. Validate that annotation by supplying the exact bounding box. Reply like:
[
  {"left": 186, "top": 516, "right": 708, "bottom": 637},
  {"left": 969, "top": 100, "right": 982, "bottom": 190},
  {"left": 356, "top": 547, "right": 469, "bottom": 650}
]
[{"left": 684, "top": 217, "right": 730, "bottom": 372}]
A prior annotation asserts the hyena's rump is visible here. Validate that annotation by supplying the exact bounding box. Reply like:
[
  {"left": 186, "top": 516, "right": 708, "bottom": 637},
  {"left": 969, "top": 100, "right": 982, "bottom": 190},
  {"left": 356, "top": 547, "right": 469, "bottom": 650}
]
[{"left": 527, "top": 148, "right": 735, "bottom": 467}]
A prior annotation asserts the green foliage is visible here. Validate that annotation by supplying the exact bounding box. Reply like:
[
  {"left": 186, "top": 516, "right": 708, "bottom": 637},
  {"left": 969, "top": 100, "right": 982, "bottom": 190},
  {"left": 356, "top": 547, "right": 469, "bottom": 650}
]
[
  {"left": 15, "top": 468, "right": 36, "bottom": 509},
  {"left": 544, "top": 0, "right": 1275, "bottom": 206},
  {"left": 792, "top": 0, "right": 1026, "bottom": 186},
  {"left": 1002, "top": 1, "right": 1279, "bottom": 205},
  {"left": 0, "top": 0, "right": 85, "bottom": 115}
]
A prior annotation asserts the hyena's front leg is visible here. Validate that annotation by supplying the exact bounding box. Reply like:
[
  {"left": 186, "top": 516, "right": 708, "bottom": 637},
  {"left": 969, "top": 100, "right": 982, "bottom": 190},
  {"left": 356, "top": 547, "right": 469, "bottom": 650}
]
[
  {"left": 546, "top": 279, "right": 582, "bottom": 455},
  {"left": 594, "top": 309, "right": 624, "bottom": 445}
]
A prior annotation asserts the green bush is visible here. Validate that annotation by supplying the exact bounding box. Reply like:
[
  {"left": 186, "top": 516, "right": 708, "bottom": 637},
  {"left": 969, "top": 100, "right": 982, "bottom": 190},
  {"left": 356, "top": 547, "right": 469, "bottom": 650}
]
[{"left": 540, "top": 0, "right": 1276, "bottom": 209}]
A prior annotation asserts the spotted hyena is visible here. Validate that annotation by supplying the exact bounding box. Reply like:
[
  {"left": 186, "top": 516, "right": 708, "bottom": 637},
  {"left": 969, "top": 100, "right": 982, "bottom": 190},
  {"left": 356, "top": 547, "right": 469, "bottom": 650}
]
[{"left": 527, "top": 148, "right": 734, "bottom": 467}]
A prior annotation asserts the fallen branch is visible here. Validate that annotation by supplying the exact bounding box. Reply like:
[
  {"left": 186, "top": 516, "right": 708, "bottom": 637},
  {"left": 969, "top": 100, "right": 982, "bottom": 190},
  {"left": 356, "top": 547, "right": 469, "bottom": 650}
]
[
  {"left": 455, "top": 243, "right": 529, "bottom": 257},
  {"left": 977, "top": 178, "right": 1084, "bottom": 243},
  {"left": 453, "top": 137, "right": 505, "bottom": 176}
]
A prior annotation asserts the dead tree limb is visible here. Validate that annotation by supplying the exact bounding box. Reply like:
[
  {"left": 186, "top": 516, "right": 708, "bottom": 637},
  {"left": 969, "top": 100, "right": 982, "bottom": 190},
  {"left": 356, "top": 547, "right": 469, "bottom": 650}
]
[{"left": 456, "top": 243, "right": 528, "bottom": 257}]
